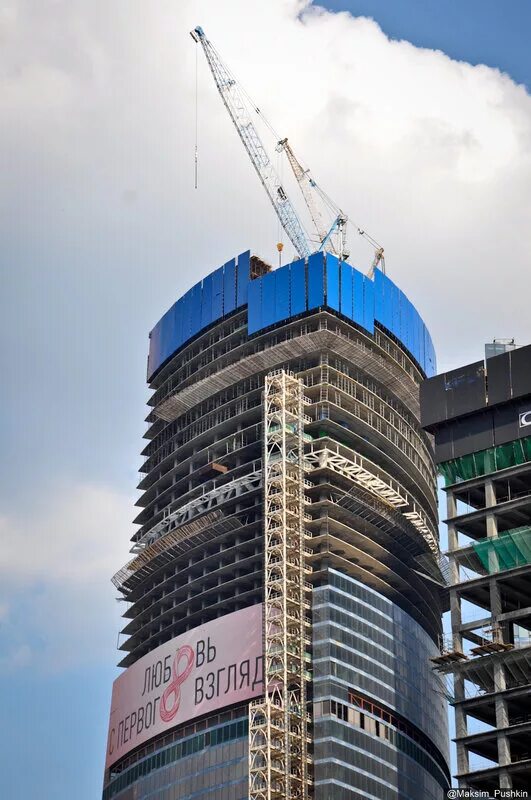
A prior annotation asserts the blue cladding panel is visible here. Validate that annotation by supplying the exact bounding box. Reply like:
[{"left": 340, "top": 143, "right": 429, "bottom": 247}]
[
  {"left": 223, "top": 259, "right": 236, "bottom": 314},
  {"left": 384, "top": 275, "right": 394, "bottom": 331},
  {"left": 374, "top": 270, "right": 385, "bottom": 324},
  {"left": 404, "top": 294, "right": 411, "bottom": 349},
  {"left": 411, "top": 301, "right": 418, "bottom": 355},
  {"left": 275, "top": 266, "right": 290, "bottom": 323},
  {"left": 340, "top": 262, "right": 353, "bottom": 319},
  {"left": 398, "top": 293, "right": 406, "bottom": 346},
  {"left": 411, "top": 303, "right": 418, "bottom": 355},
  {"left": 417, "top": 315, "right": 423, "bottom": 364},
  {"left": 308, "top": 252, "right": 325, "bottom": 309},
  {"left": 212, "top": 267, "right": 224, "bottom": 319},
  {"left": 352, "top": 268, "right": 364, "bottom": 327},
  {"left": 247, "top": 277, "right": 262, "bottom": 334},
  {"left": 325, "top": 254, "right": 340, "bottom": 312},
  {"left": 147, "top": 251, "right": 436, "bottom": 382},
  {"left": 391, "top": 281, "right": 400, "bottom": 337},
  {"left": 411, "top": 302, "right": 418, "bottom": 357},
  {"left": 159, "top": 304, "right": 176, "bottom": 365},
  {"left": 237, "top": 250, "right": 250, "bottom": 307},
  {"left": 261, "top": 271, "right": 277, "bottom": 329},
  {"left": 426, "top": 334, "right": 436, "bottom": 377},
  {"left": 290, "top": 259, "right": 306, "bottom": 315},
  {"left": 420, "top": 323, "right": 428, "bottom": 372},
  {"left": 174, "top": 297, "right": 183, "bottom": 350},
  {"left": 189, "top": 283, "right": 202, "bottom": 337},
  {"left": 407, "top": 296, "right": 413, "bottom": 350},
  {"left": 377, "top": 274, "right": 391, "bottom": 331},
  {"left": 181, "top": 291, "right": 191, "bottom": 343},
  {"left": 363, "top": 277, "right": 375, "bottom": 334},
  {"left": 407, "top": 302, "right": 413, "bottom": 354},
  {"left": 201, "top": 274, "right": 213, "bottom": 329}
]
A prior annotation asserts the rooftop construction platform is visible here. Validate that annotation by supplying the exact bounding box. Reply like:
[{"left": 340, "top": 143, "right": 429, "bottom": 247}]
[{"left": 147, "top": 250, "right": 436, "bottom": 383}]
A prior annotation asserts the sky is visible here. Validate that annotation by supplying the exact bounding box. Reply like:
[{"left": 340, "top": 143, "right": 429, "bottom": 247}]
[{"left": 1, "top": 1, "right": 530, "bottom": 797}]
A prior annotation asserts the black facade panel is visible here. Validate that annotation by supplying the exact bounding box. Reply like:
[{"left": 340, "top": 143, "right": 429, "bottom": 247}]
[
  {"left": 493, "top": 400, "right": 531, "bottom": 446},
  {"left": 422, "top": 346, "right": 531, "bottom": 460},
  {"left": 509, "top": 345, "right": 531, "bottom": 400},
  {"left": 444, "top": 361, "right": 487, "bottom": 419},
  {"left": 486, "top": 351, "right": 512, "bottom": 406},
  {"left": 493, "top": 405, "right": 520, "bottom": 446},
  {"left": 519, "top": 403, "right": 531, "bottom": 437},
  {"left": 420, "top": 374, "right": 447, "bottom": 429},
  {"left": 421, "top": 362, "right": 487, "bottom": 428},
  {"left": 434, "top": 425, "right": 454, "bottom": 463},
  {"left": 450, "top": 413, "right": 494, "bottom": 460}
]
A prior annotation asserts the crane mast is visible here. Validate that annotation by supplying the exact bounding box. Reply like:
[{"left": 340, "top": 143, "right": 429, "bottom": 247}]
[
  {"left": 191, "top": 27, "right": 311, "bottom": 259},
  {"left": 366, "top": 246, "right": 386, "bottom": 278},
  {"left": 276, "top": 138, "right": 333, "bottom": 251},
  {"left": 276, "top": 138, "right": 350, "bottom": 261}
]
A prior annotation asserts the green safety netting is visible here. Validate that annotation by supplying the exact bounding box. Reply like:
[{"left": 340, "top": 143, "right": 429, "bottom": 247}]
[
  {"left": 473, "top": 527, "right": 531, "bottom": 574},
  {"left": 439, "top": 436, "right": 531, "bottom": 485}
]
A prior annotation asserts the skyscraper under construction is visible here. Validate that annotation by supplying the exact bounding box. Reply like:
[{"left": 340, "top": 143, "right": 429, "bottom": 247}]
[
  {"left": 422, "top": 344, "right": 531, "bottom": 794},
  {"left": 103, "top": 249, "right": 450, "bottom": 800}
]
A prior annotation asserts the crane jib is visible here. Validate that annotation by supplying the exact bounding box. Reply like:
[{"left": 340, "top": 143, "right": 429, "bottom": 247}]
[
  {"left": 192, "top": 25, "right": 311, "bottom": 259},
  {"left": 190, "top": 25, "right": 383, "bottom": 269}
]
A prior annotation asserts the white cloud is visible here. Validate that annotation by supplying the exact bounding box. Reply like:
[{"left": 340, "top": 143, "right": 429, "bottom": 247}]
[
  {"left": 0, "top": 483, "right": 132, "bottom": 673},
  {"left": 3, "top": 0, "right": 529, "bottom": 374},
  {"left": 2, "top": 0, "right": 531, "bottom": 669}
]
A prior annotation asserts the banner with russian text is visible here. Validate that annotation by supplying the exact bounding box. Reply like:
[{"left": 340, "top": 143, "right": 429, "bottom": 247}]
[{"left": 105, "top": 604, "right": 263, "bottom": 768}]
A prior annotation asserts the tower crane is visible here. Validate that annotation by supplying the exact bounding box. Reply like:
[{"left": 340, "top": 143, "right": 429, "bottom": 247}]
[
  {"left": 191, "top": 26, "right": 385, "bottom": 274},
  {"left": 367, "top": 245, "right": 386, "bottom": 278},
  {"left": 276, "top": 138, "right": 347, "bottom": 258},
  {"left": 190, "top": 26, "right": 311, "bottom": 260}
]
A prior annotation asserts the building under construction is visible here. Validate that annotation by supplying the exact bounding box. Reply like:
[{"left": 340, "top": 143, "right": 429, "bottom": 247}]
[
  {"left": 102, "top": 250, "right": 450, "bottom": 800},
  {"left": 422, "top": 344, "right": 531, "bottom": 794}
]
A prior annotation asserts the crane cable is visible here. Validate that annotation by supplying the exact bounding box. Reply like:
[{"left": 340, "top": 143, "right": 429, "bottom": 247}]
[{"left": 194, "top": 43, "right": 199, "bottom": 189}]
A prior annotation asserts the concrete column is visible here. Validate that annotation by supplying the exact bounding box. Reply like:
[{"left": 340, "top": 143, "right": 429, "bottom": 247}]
[
  {"left": 450, "top": 588, "right": 463, "bottom": 651},
  {"left": 454, "top": 679, "right": 468, "bottom": 775},
  {"left": 448, "top": 523, "right": 460, "bottom": 585},
  {"left": 486, "top": 511, "right": 498, "bottom": 539},
  {"left": 485, "top": 478, "right": 497, "bottom": 509},
  {"left": 447, "top": 490, "right": 461, "bottom": 588},
  {"left": 446, "top": 490, "right": 457, "bottom": 521},
  {"left": 493, "top": 659, "right": 512, "bottom": 785},
  {"left": 499, "top": 768, "right": 512, "bottom": 789},
  {"left": 485, "top": 482, "right": 499, "bottom": 580}
]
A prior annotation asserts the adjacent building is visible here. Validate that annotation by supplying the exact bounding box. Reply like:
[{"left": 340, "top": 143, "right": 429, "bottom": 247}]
[
  {"left": 103, "top": 250, "right": 450, "bottom": 800},
  {"left": 421, "top": 344, "right": 531, "bottom": 794}
]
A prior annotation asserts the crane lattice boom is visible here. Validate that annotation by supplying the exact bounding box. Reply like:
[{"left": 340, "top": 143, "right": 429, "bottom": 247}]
[
  {"left": 191, "top": 27, "right": 311, "bottom": 259},
  {"left": 276, "top": 138, "right": 333, "bottom": 252}
]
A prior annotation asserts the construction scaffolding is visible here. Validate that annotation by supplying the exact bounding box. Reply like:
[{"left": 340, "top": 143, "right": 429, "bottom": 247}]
[{"left": 249, "top": 370, "right": 313, "bottom": 800}]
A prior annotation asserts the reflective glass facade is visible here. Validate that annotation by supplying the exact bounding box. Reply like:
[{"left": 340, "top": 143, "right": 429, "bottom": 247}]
[
  {"left": 104, "top": 718, "right": 248, "bottom": 800},
  {"left": 313, "top": 570, "right": 450, "bottom": 799},
  {"left": 105, "top": 570, "right": 450, "bottom": 800}
]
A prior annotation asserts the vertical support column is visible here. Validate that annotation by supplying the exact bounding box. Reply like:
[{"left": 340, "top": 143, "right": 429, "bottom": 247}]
[
  {"left": 249, "top": 370, "right": 313, "bottom": 800},
  {"left": 485, "top": 477, "right": 512, "bottom": 779},
  {"left": 447, "top": 488, "right": 470, "bottom": 782}
]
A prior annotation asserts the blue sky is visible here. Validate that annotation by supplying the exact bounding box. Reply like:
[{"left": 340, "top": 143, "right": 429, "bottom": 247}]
[
  {"left": 1, "top": 2, "right": 530, "bottom": 798},
  {"left": 326, "top": 0, "right": 531, "bottom": 90}
]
